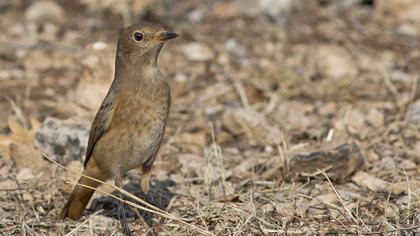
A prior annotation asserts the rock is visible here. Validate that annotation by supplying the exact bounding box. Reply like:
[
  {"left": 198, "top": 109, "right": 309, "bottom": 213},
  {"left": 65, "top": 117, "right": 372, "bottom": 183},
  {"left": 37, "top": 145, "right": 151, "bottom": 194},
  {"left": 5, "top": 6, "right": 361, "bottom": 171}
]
[
  {"left": 16, "top": 168, "right": 34, "bottom": 181},
  {"left": 414, "top": 142, "right": 420, "bottom": 163},
  {"left": 181, "top": 43, "right": 214, "bottom": 62},
  {"left": 388, "top": 180, "right": 420, "bottom": 195},
  {"left": 312, "top": 193, "right": 338, "bottom": 206},
  {"left": 222, "top": 108, "right": 283, "bottom": 145},
  {"left": 212, "top": 2, "right": 241, "bottom": 18},
  {"left": 80, "top": 0, "right": 152, "bottom": 22},
  {"left": 276, "top": 202, "right": 295, "bottom": 216},
  {"left": 0, "top": 179, "right": 18, "bottom": 190},
  {"left": 92, "top": 41, "right": 108, "bottom": 50},
  {"left": 366, "top": 151, "right": 380, "bottom": 163},
  {"left": 270, "top": 101, "right": 315, "bottom": 131},
  {"left": 288, "top": 142, "right": 365, "bottom": 180},
  {"left": 406, "top": 100, "right": 420, "bottom": 124},
  {"left": 314, "top": 45, "right": 357, "bottom": 79},
  {"left": 399, "top": 159, "right": 416, "bottom": 170},
  {"left": 23, "top": 192, "right": 35, "bottom": 203},
  {"left": 224, "top": 38, "right": 246, "bottom": 58},
  {"left": 34, "top": 117, "right": 90, "bottom": 164},
  {"left": 347, "top": 109, "right": 365, "bottom": 134},
  {"left": 261, "top": 203, "right": 275, "bottom": 213},
  {"left": 89, "top": 215, "right": 118, "bottom": 234},
  {"left": 187, "top": 9, "right": 204, "bottom": 23},
  {"left": 24, "top": 0, "right": 64, "bottom": 38},
  {"left": 0, "top": 68, "right": 25, "bottom": 81},
  {"left": 295, "top": 200, "right": 310, "bottom": 217},
  {"left": 24, "top": 0, "right": 64, "bottom": 24},
  {"left": 178, "top": 154, "right": 232, "bottom": 183},
  {"left": 390, "top": 70, "right": 416, "bottom": 84},
  {"left": 351, "top": 171, "right": 389, "bottom": 192},
  {"left": 214, "top": 0, "right": 292, "bottom": 20},
  {"left": 174, "top": 73, "right": 187, "bottom": 82},
  {"left": 335, "top": 0, "right": 364, "bottom": 8},
  {"left": 233, "top": 158, "right": 266, "bottom": 179},
  {"left": 375, "top": 0, "right": 420, "bottom": 23},
  {"left": 366, "top": 108, "right": 384, "bottom": 128},
  {"left": 379, "top": 156, "right": 396, "bottom": 170},
  {"left": 397, "top": 23, "right": 419, "bottom": 36},
  {"left": 308, "top": 207, "right": 327, "bottom": 220},
  {"left": 252, "top": 0, "right": 292, "bottom": 19},
  {"left": 212, "top": 181, "right": 235, "bottom": 200},
  {"left": 384, "top": 203, "right": 399, "bottom": 218},
  {"left": 171, "top": 132, "right": 206, "bottom": 154},
  {"left": 0, "top": 160, "right": 11, "bottom": 177},
  {"left": 318, "top": 102, "right": 336, "bottom": 116}
]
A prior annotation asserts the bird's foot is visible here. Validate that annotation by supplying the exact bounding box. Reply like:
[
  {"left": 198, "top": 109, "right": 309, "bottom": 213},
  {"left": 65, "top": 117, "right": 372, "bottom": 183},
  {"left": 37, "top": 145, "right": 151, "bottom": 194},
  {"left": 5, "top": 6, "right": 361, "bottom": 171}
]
[{"left": 118, "top": 193, "right": 132, "bottom": 236}]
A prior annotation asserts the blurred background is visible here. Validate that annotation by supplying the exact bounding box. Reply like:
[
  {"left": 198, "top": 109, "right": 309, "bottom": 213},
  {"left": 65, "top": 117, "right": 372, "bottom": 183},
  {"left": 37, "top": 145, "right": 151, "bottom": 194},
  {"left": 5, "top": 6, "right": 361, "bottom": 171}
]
[{"left": 0, "top": 0, "right": 419, "bottom": 235}]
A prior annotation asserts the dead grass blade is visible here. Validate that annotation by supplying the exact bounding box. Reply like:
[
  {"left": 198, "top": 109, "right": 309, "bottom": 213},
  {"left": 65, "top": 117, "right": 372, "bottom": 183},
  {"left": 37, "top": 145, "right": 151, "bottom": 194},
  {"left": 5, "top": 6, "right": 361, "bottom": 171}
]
[
  {"left": 65, "top": 211, "right": 101, "bottom": 236},
  {"left": 321, "top": 171, "right": 370, "bottom": 232},
  {"left": 42, "top": 153, "right": 215, "bottom": 236}
]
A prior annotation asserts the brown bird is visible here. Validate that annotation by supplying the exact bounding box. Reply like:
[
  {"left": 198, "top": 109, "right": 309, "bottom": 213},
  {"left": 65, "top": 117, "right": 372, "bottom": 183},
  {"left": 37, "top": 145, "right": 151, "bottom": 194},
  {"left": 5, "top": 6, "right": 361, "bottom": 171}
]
[{"left": 60, "top": 24, "right": 178, "bottom": 221}]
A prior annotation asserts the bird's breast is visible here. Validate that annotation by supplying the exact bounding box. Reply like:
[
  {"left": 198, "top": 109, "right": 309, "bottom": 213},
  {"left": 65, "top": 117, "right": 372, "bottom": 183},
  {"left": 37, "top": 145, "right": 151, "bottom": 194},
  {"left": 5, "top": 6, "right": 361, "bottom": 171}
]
[
  {"left": 113, "top": 83, "right": 170, "bottom": 125},
  {"left": 106, "top": 83, "right": 170, "bottom": 172}
]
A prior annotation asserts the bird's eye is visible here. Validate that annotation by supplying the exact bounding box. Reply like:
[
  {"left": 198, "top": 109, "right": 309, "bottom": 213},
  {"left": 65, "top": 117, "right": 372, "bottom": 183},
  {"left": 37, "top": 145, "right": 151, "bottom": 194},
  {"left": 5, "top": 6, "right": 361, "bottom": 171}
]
[{"left": 133, "top": 32, "right": 143, "bottom": 41}]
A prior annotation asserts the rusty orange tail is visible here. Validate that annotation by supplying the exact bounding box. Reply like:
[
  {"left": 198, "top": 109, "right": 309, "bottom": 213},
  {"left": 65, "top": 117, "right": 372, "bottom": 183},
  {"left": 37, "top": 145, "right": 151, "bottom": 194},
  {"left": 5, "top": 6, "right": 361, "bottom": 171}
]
[{"left": 59, "top": 175, "right": 101, "bottom": 220}]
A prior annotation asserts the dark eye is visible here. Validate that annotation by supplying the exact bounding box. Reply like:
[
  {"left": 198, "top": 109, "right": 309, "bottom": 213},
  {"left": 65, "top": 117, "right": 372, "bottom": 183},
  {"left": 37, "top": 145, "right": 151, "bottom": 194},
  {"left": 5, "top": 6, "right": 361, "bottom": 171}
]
[{"left": 133, "top": 32, "right": 143, "bottom": 41}]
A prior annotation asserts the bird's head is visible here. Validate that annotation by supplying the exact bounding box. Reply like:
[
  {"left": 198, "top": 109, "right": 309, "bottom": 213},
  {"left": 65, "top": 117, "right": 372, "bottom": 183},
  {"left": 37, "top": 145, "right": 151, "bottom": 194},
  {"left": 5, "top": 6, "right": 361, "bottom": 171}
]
[{"left": 116, "top": 23, "right": 178, "bottom": 67}]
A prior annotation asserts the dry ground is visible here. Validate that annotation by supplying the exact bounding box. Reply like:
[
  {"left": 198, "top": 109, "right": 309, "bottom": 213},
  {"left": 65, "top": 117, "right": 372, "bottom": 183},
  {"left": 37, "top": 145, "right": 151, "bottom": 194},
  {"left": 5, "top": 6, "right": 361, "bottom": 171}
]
[{"left": 0, "top": 0, "right": 419, "bottom": 235}]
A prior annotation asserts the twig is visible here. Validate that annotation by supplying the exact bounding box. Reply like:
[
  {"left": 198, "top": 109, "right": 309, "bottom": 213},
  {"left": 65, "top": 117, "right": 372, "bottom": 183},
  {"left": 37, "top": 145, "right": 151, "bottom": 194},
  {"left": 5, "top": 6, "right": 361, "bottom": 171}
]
[
  {"left": 322, "top": 171, "right": 368, "bottom": 232},
  {"left": 75, "top": 183, "right": 214, "bottom": 236},
  {"left": 233, "top": 81, "right": 250, "bottom": 109},
  {"left": 42, "top": 153, "right": 215, "bottom": 236},
  {"left": 209, "top": 122, "right": 226, "bottom": 197},
  {"left": 65, "top": 211, "right": 101, "bottom": 236},
  {"left": 381, "top": 67, "right": 402, "bottom": 106},
  {"left": 360, "top": 224, "right": 420, "bottom": 235}
]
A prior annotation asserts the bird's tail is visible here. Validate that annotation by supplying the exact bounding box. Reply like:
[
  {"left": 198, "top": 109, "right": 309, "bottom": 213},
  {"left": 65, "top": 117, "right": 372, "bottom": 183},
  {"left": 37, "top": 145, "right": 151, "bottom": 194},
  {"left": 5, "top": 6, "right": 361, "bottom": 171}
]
[{"left": 59, "top": 174, "right": 103, "bottom": 220}]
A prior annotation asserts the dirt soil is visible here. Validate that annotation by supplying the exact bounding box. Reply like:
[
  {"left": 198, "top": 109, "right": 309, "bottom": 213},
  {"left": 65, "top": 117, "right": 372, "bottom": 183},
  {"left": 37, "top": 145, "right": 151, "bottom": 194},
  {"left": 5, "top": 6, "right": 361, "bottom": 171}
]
[{"left": 0, "top": 0, "right": 419, "bottom": 235}]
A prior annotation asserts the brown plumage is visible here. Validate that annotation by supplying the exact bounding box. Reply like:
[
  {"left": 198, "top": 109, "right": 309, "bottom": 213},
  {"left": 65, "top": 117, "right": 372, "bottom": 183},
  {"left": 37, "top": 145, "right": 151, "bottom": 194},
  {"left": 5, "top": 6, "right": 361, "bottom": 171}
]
[{"left": 60, "top": 23, "right": 178, "bottom": 220}]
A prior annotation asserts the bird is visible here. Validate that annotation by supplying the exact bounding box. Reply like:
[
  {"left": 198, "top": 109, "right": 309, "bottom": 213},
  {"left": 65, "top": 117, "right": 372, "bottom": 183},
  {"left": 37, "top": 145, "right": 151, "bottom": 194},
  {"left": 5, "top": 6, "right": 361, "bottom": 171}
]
[{"left": 59, "top": 23, "right": 178, "bottom": 222}]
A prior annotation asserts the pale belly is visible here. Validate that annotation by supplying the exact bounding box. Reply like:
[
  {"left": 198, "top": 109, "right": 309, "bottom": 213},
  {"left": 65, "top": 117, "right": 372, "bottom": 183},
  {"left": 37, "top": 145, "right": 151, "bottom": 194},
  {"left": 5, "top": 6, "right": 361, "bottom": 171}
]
[{"left": 92, "top": 120, "right": 166, "bottom": 176}]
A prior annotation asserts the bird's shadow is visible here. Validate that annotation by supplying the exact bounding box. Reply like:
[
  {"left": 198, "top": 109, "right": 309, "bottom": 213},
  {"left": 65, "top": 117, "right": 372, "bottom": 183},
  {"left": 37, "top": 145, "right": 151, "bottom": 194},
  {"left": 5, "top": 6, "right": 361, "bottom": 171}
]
[{"left": 88, "top": 179, "right": 175, "bottom": 226}]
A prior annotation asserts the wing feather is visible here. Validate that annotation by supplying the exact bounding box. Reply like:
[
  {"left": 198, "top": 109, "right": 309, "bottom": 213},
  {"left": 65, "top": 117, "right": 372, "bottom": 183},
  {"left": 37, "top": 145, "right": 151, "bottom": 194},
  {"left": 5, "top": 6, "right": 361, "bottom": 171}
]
[{"left": 84, "top": 90, "right": 115, "bottom": 167}]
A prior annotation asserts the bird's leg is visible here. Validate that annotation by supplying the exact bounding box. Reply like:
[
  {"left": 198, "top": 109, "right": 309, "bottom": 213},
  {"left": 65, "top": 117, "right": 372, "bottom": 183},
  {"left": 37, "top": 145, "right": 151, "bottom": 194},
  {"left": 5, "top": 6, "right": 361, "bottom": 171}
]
[
  {"left": 140, "top": 166, "right": 152, "bottom": 193},
  {"left": 115, "top": 174, "right": 131, "bottom": 236}
]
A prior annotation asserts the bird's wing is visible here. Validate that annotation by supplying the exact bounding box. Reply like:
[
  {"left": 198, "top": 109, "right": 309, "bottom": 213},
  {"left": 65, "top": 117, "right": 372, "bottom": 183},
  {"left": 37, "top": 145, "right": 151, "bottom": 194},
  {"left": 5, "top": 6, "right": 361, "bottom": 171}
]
[{"left": 84, "top": 90, "right": 115, "bottom": 167}]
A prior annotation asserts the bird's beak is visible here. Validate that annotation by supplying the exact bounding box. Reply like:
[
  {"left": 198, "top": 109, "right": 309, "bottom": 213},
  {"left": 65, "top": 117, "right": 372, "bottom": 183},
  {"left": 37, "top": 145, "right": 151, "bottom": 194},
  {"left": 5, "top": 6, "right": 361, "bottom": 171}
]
[{"left": 156, "top": 32, "right": 179, "bottom": 41}]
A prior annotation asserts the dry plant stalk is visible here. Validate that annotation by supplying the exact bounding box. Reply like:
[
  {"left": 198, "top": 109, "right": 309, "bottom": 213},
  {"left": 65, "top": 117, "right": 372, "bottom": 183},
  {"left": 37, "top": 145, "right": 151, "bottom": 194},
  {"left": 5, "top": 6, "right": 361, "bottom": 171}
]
[{"left": 42, "top": 153, "right": 215, "bottom": 236}]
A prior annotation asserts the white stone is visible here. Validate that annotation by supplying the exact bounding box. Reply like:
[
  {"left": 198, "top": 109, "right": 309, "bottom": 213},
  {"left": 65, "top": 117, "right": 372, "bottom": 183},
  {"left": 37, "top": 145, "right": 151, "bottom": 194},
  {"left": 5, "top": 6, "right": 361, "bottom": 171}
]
[
  {"left": 16, "top": 168, "right": 34, "bottom": 181},
  {"left": 181, "top": 43, "right": 214, "bottom": 62}
]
